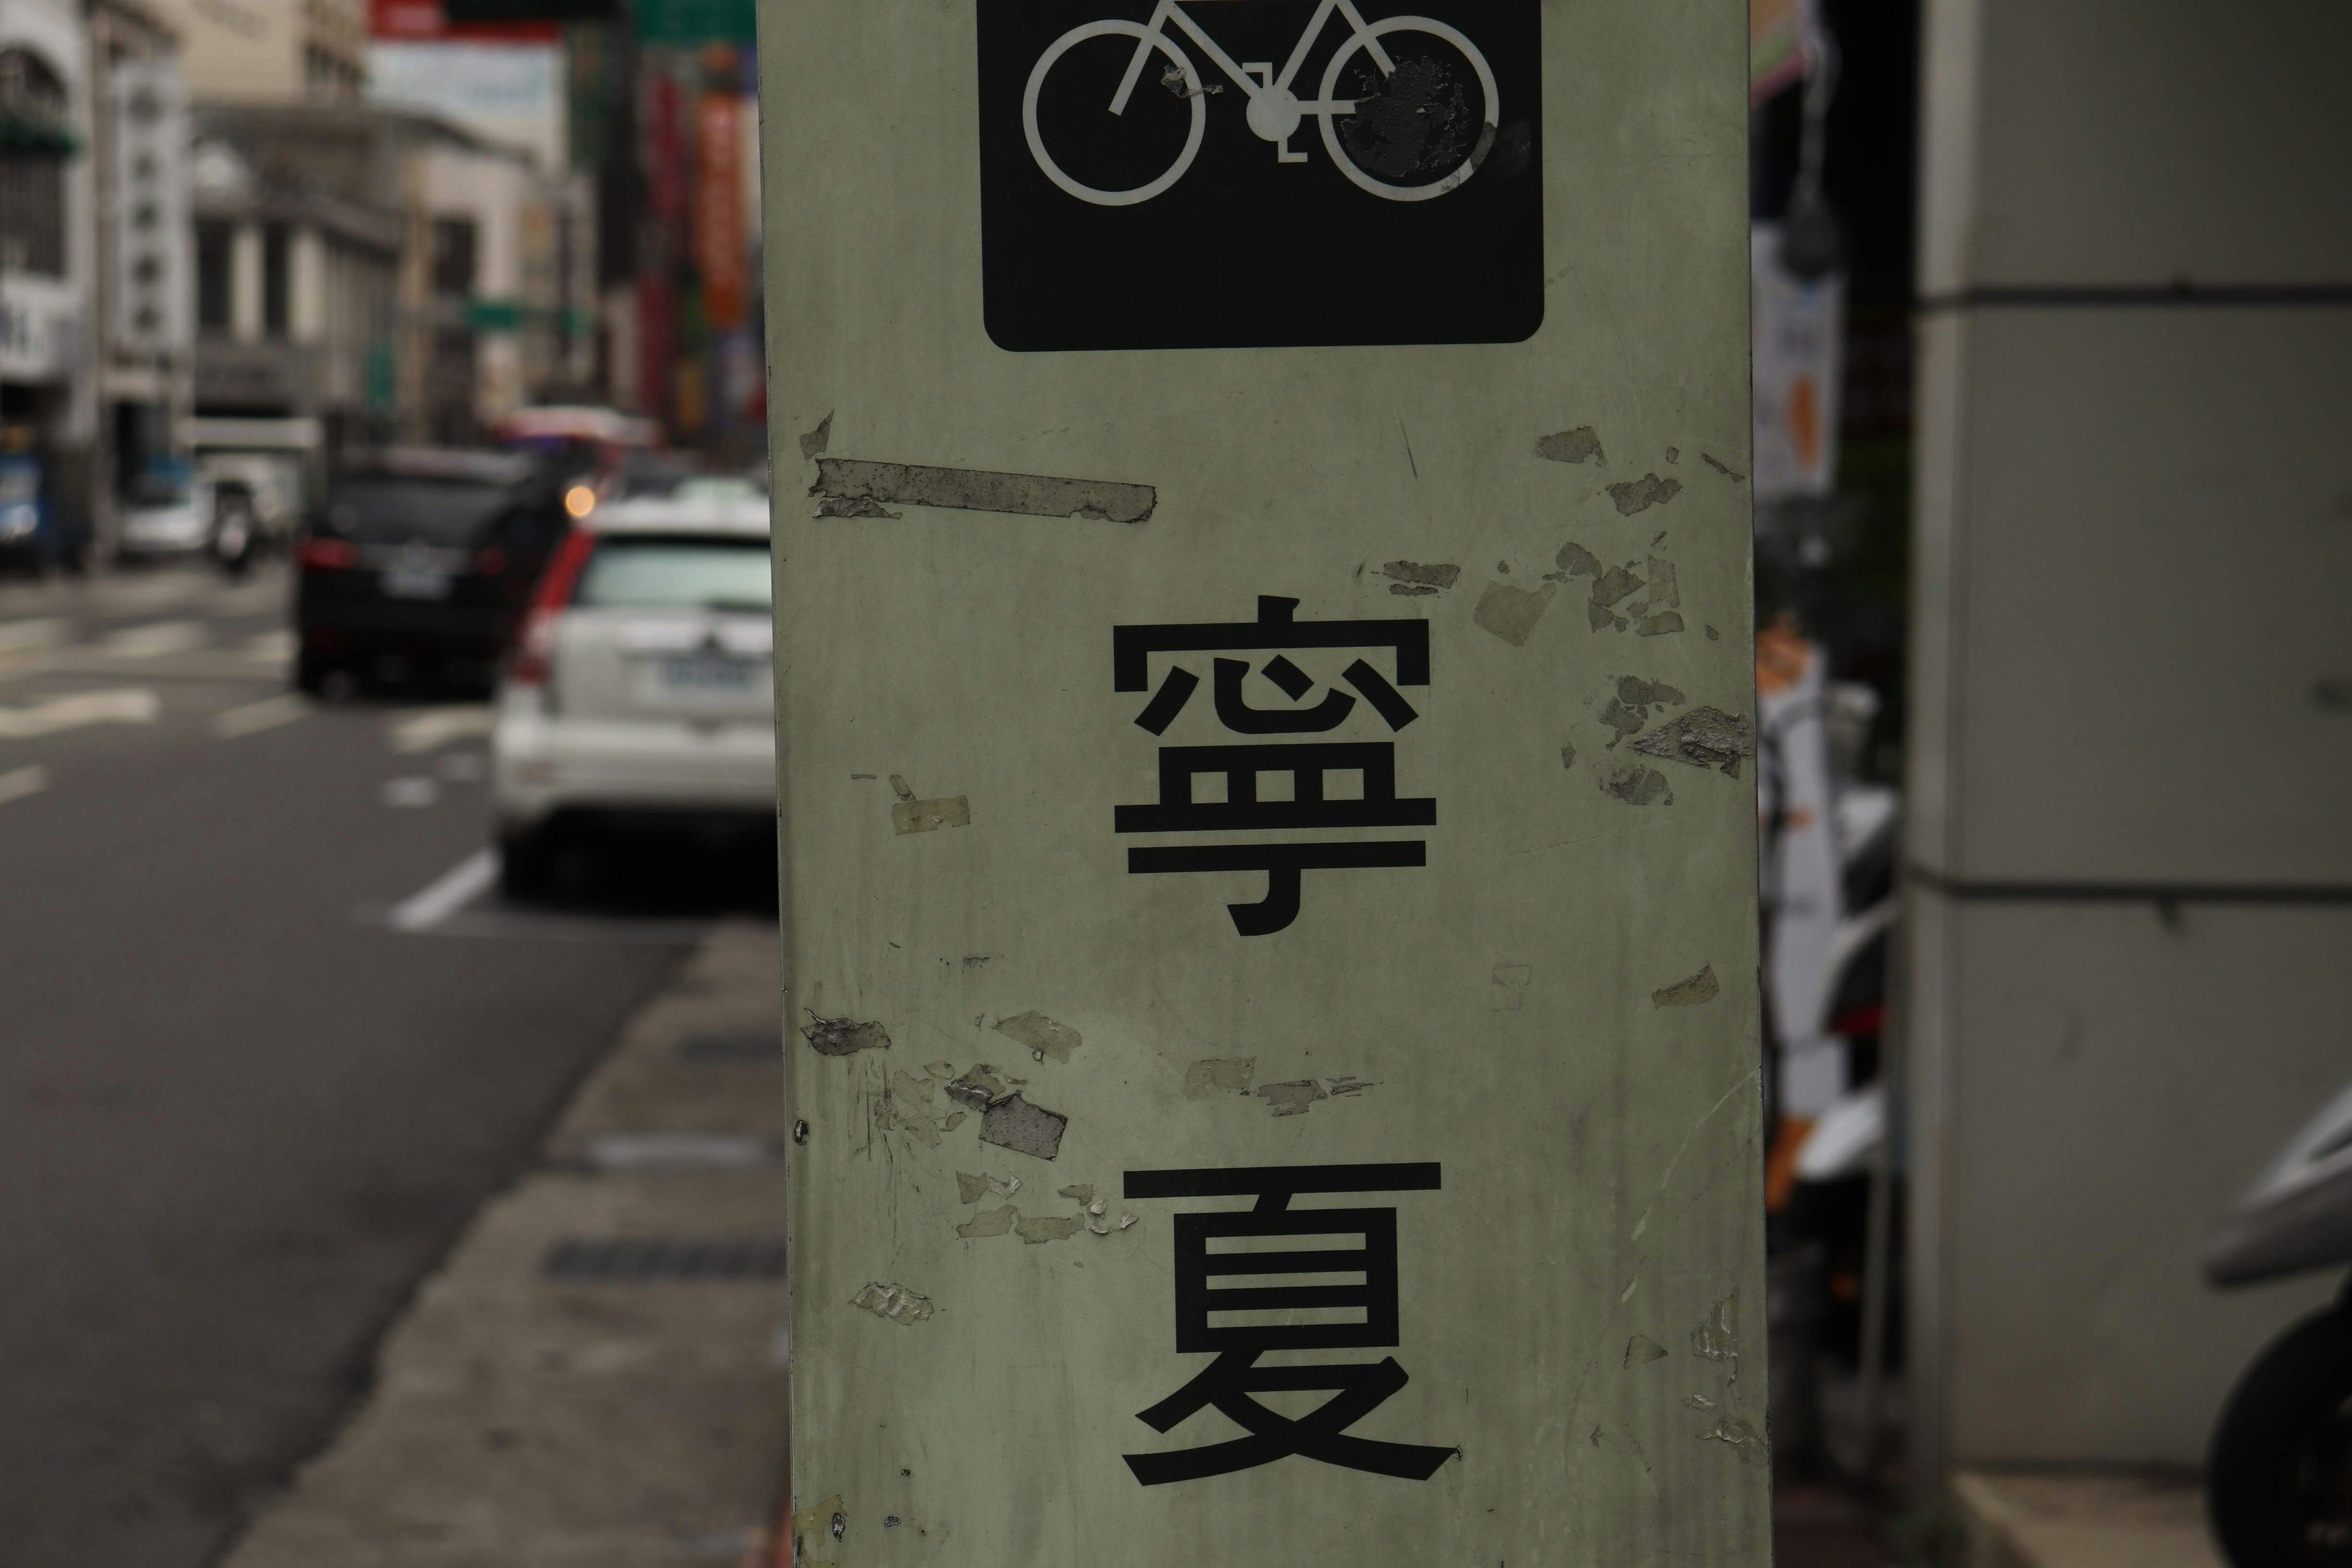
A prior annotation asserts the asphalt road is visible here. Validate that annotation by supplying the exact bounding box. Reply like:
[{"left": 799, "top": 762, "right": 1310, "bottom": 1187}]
[{"left": 0, "top": 560, "right": 771, "bottom": 1567}]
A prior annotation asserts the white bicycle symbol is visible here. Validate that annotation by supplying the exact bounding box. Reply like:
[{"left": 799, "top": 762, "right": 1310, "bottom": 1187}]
[{"left": 1023, "top": 0, "right": 1499, "bottom": 207}]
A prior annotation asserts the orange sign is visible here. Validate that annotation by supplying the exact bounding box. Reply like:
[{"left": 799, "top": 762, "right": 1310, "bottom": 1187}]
[{"left": 696, "top": 93, "right": 747, "bottom": 331}]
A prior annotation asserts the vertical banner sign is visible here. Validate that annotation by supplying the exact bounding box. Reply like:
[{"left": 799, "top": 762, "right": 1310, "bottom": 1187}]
[
  {"left": 110, "top": 59, "right": 192, "bottom": 355},
  {"left": 695, "top": 92, "right": 747, "bottom": 331},
  {"left": 761, "top": 0, "right": 1766, "bottom": 1562}
]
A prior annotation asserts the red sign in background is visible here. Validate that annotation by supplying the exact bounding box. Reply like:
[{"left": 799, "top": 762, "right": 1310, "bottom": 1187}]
[
  {"left": 695, "top": 93, "right": 747, "bottom": 331},
  {"left": 369, "top": 0, "right": 559, "bottom": 43}
]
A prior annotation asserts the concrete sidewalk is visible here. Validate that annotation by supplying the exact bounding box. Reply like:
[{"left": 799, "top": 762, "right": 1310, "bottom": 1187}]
[{"left": 221, "top": 923, "right": 790, "bottom": 1568}]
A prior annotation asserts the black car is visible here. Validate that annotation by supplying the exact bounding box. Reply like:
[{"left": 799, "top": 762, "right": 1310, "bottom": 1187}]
[{"left": 295, "top": 450, "right": 570, "bottom": 693}]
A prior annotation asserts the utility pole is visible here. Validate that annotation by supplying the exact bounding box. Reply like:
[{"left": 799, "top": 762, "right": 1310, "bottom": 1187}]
[{"left": 762, "top": 1, "right": 1766, "bottom": 1559}]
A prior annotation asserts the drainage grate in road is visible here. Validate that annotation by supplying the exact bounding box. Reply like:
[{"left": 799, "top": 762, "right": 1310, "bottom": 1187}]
[
  {"left": 677, "top": 1030, "right": 781, "bottom": 1063},
  {"left": 541, "top": 1237, "right": 787, "bottom": 1283}
]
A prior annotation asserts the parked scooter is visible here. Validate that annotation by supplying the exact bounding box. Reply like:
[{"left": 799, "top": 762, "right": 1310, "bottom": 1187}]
[{"left": 2204, "top": 1080, "right": 2352, "bottom": 1567}]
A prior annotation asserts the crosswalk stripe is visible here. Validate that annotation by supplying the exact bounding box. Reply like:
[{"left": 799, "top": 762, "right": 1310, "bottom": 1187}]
[
  {"left": 0, "top": 618, "right": 69, "bottom": 653},
  {"left": 244, "top": 629, "right": 295, "bottom": 663},
  {"left": 0, "top": 764, "right": 49, "bottom": 806},
  {"left": 98, "top": 620, "right": 207, "bottom": 658},
  {"left": 389, "top": 706, "right": 495, "bottom": 753},
  {"left": 214, "top": 693, "right": 310, "bottom": 738},
  {"left": 0, "top": 687, "right": 161, "bottom": 738}
]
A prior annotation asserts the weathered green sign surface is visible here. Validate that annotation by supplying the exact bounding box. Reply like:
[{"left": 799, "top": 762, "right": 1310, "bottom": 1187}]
[{"left": 761, "top": 0, "right": 1765, "bottom": 1559}]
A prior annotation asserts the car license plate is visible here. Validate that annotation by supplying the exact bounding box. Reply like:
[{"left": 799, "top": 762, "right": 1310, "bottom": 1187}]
[
  {"left": 382, "top": 566, "right": 452, "bottom": 600},
  {"left": 658, "top": 655, "right": 756, "bottom": 695}
]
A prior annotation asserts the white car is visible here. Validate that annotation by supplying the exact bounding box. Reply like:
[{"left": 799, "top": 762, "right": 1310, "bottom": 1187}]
[{"left": 489, "top": 492, "right": 777, "bottom": 896}]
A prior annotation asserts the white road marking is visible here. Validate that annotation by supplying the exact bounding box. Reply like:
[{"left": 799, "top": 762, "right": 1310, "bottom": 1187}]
[
  {"left": 214, "top": 693, "right": 309, "bottom": 738},
  {"left": 98, "top": 620, "right": 207, "bottom": 658},
  {"left": 243, "top": 628, "right": 295, "bottom": 663},
  {"left": 0, "top": 618, "right": 69, "bottom": 652},
  {"left": 389, "top": 706, "right": 494, "bottom": 753},
  {"left": 0, "top": 687, "right": 161, "bottom": 738},
  {"left": 0, "top": 764, "right": 49, "bottom": 806},
  {"left": 388, "top": 850, "right": 497, "bottom": 932},
  {"left": 382, "top": 775, "right": 440, "bottom": 808}
]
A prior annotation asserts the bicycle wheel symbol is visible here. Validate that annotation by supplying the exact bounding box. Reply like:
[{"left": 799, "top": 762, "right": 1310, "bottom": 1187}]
[
  {"left": 1023, "top": 7, "right": 1497, "bottom": 207},
  {"left": 1024, "top": 21, "right": 1209, "bottom": 207}
]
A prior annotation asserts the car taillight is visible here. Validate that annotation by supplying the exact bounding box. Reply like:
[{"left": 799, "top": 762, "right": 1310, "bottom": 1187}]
[
  {"left": 298, "top": 537, "right": 356, "bottom": 570},
  {"left": 475, "top": 546, "right": 507, "bottom": 576},
  {"left": 507, "top": 526, "right": 596, "bottom": 688}
]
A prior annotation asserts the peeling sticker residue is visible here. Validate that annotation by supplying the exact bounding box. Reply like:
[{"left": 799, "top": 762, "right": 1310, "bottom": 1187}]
[
  {"left": 947, "top": 1063, "right": 1009, "bottom": 1109},
  {"left": 1699, "top": 1413, "right": 1771, "bottom": 1466},
  {"left": 993, "top": 1010, "right": 1082, "bottom": 1063},
  {"left": 956, "top": 1205, "right": 1017, "bottom": 1239},
  {"left": 1536, "top": 426, "right": 1606, "bottom": 465},
  {"left": 889, "top": 772, "right": 972, "bottom": 835},
  {"left": 816, "top": 495, "right": 899, "bottom": 519},
  {"left": 1635, "top": 611, "right": 1686, "bottom": 636},
  {"left": 1017, "top": 1214, "right": 1083, "bottom": 1245},
  {"left": 1701, "top": 452, "right": 1746, "bottom": 481},
  {"left": 1644, "top": 557, "right": 1680, "bottom": 609},
  {"left": 1185, "top": 1057, "right": 1254, "bottom": 1099},
  {"left": 1683, "top": 1392, "right": 1717, "bottom": 1411},
  {"left": 1590, "top": 565, "right": 1644, "bottom": 608},
  {"left": 1607, "top": 473, "right": 1683, "bottom": 516},
  {"left": 1340, "top": 56, "right": 1484, "bottom": 179},
  {"left": 956, "top": 1171, "right": 989, "bottom": 1204},
  {"left": 979, "top": 1093, "right": 1068, "bottom": 1159},
  {"left": 1553, "top": 540, "right": 1604, "bottom": 579},
  {"left": 1472, "top": 580, "right": 1555, "bottom": 646},
  {"left": 1491, "top": 962, "right": 1532, "bottom": 1011},
  {"left": 1158, "top": 61, "right": 1222, "bottom": 97},
  {"left": 1381, "top": 560, "right": 1461, "bottom": 596},
  {"left": 1706, "top": 625, "right": 1721, "bottom": 641},
  {"left": 1600, "top": 762, "right": 1673, "bottom": 806},
  {"left": 1624, "top": 1335, "right": 1668, "bottom": 1368},
  {"left": 1599, "top": 700, "right": 1646, "bottom": 749},
  {"left": 849, "top": 1283, "right": 933, "bottom": 1324},
  {"left": 1089, "top": 1212, "right": 1140, "bottom": 1237},
  {"left": 1255, "top": 1079, "right": 1327, "bottom": 1117},
  {"left": 1325, "top": 1075, "right": 1374, "bottom": 1098},
  {"left": 1664, "top": 447, "right": 1679, "bottom": 463},
  {"left": 879, "top": 1071, "right": 943, "bottom": 1147},
  {"left": 794, "top": 1496, "right": 846, "bottom": 1564},
  {"left": 1691, "top": 1290, "right": 1740, "bottom": 1363},
  {"left": 962, "top": 954, "right": 991, "bottom": 970},
  {"left": 1632, "top": 707, "right": 1754, "bottom": 777},
  {"left": 810, "top": 457, "right": 1156, "bottom": 524},
  {"left": 925, "top": 1060, "right": 956, "bottom": 1078},
  {"left": 1652, "top": 965, "right": 1721, "bottom": 1009},
  {"left": 1559, "top": 744, "right": 1577, "bottom": 771},
  {"left": 798, "top": 412, "right": 832, "bottom": 459},
  {"left": 801, "top": 1011, "right": 890, "bottom": 1057},
  {"left": 1058, "top": 1183, "right": 1096, "bottom": 1202}
]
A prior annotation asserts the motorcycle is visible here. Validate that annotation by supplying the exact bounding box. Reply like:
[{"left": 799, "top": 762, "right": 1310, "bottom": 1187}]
[{"left": 2204, "top": 1080, "right": 2352, "bottom": 1566}]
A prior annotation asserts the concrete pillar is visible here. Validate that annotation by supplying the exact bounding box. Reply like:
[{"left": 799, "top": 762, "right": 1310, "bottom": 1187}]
[
  {"left": 290, "top": 226, "right": 327, "bottom": 345},
  {"left": 230, "top": 222, "right": 263, "bottom": 344},
  {"left": 1903, "top": 0, "right": 2352, "bottom": 1490}
]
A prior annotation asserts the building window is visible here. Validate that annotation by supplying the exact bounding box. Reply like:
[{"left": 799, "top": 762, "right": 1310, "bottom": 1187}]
[
  {"left": 431, "top": 217, "right": 477, "bottom": 300},
  {"left": 262, "top": 224, "right": 291, "bottom": 336},
  {"left": 195, "top": 221, "right": 233, "bottom": 331},
  {"left": 0, "top": 50, "right": 70, "bottom": 278}
]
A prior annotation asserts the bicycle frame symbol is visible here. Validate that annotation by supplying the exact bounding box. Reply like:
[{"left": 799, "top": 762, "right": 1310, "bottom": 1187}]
[{"left": 1023, "top": 0, "right": 1499, "bottom": 207}]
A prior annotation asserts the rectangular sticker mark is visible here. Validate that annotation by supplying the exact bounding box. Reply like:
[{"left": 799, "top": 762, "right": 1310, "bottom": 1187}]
[{"left": 811, "top": 458, "right": 1156, "bottom": 523}]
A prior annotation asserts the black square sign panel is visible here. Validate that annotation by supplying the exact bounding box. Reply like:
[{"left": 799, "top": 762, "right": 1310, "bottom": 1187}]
[{"left": 977, "top": 0, "right": 1543, "bottom": 352}]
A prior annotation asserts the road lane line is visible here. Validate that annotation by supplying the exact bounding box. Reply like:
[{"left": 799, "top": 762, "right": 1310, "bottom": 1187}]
[
  {"left": 243, "top": 629, "right": 295, "bottom": 664},
  {"left": 389, "top": 850, "right": 497, "bottom": 932},
  {"left": 98, "top": 620, "right": 207, "bottom": 658},
  {"left": 214, "top": 693, "right": 309, "bottom": 738},
  {"left": 0, "top": 764, "right": 50, "bottom": 806},
  {"left": 0, "top": 687, "right": 161, "bottom": 737},
  {"left": 389, "top": 706, "right": 495, "bottom": 753}
]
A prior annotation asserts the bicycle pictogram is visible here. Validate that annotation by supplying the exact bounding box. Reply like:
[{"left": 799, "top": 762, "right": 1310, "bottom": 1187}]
[{"left": 1023, "top": 0, "right": 1499, "bottom": 207}]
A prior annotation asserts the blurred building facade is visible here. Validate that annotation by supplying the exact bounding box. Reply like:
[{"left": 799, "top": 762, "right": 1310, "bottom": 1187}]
[{"left": 1902, "top": 0, "right": 2352, "bottom": 1491}]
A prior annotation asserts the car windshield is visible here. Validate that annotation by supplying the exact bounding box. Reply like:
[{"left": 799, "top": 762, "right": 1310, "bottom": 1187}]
[
  {"left": 322, "top": 478, "right": 513, "bottom": 546},
  {"left": 575, "top": 536, "right": 771, "bottom": 612}
]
